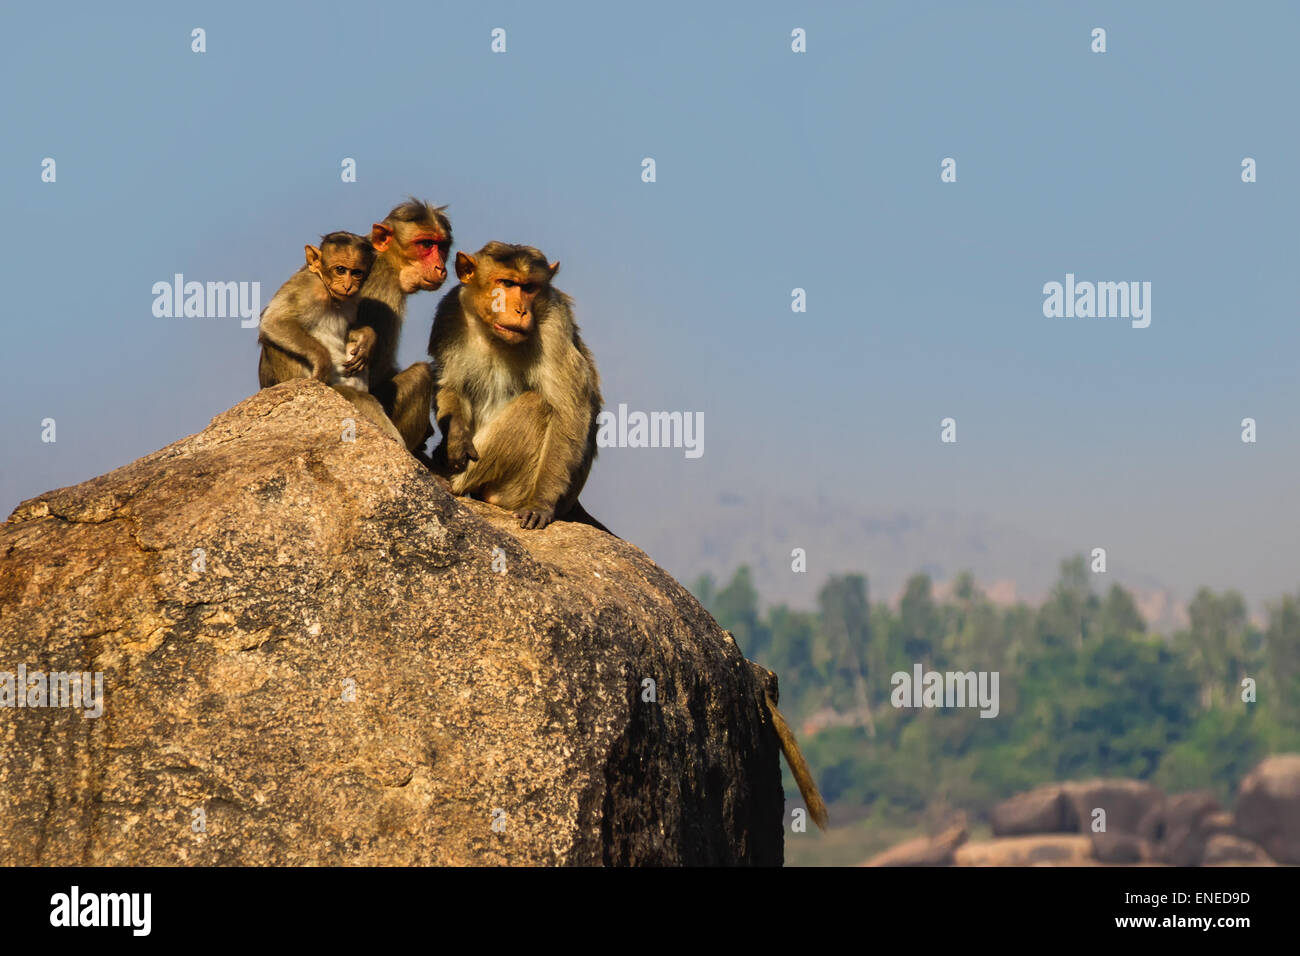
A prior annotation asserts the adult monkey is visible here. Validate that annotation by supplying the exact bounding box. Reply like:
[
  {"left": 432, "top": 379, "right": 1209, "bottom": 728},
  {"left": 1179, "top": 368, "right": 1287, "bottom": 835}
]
[
  {"left": 358, "top": 199, "right": 453, "bottom": 451},
  {"left": 428, "top": 242, "right": 602, "bottom": 530}
]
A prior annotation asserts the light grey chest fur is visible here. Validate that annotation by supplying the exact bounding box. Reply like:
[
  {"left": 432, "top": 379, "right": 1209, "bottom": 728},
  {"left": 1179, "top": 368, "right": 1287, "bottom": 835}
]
[
  {"left": 312, "top": 304, "right": 367, "bottom": 391},
  {"left": 457, "top": 337, "right": 533, "bottom": 434}
]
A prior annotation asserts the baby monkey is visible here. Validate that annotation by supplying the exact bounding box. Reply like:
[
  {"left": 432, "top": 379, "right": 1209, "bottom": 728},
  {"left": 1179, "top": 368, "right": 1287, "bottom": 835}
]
[{"left": 258, "top": 232, "right": 403, "bottom": 443}]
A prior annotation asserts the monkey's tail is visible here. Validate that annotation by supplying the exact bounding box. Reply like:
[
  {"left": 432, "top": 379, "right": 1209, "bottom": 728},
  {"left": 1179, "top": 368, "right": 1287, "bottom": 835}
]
[{"left": 765, "top": 692, "right": 829, "bottom": 831}]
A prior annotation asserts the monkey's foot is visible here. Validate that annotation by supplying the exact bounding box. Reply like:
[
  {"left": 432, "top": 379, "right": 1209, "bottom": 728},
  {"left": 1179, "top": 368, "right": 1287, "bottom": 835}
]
[{"left": 514, "top": 506, "right": 555, "bottom": 530}]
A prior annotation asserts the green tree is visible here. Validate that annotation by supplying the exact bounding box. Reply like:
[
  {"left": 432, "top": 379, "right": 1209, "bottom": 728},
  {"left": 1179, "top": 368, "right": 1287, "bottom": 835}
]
[
  {"left": 1262, "top": 592, "right": 1300, "bottom": 724},
  {"left": 817, "top": 575, "right": 875, "bottom": 735},
  {"left": 1037, "top": 555, "right": 1098, "bottom": 650},
  {"left": 690, "top": 573, "right": 716, "bottom": 609},
  {"left": 1177, "top": 588, "right": 1249, "bottom": 710},
  {"left": 710, "top": 565, "right": 769, "bottom": 660},
  {"left": 765, "top": 605, "right": 820, "bottom": 716},
  {"left": 1098, "top": 583, "right": 1145, "bottom": 639},
  {"left": 1013, "top": 632, "right": 1198, "bottom": 780},
  {"left": 898, "top": 574, "right": 941, "bottom": 666}
]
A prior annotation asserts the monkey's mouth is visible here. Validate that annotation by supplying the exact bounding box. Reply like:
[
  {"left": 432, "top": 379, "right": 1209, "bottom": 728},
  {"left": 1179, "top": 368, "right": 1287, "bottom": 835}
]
[{"left": 492, "top": 323, "right": 528, "bottom": 342}]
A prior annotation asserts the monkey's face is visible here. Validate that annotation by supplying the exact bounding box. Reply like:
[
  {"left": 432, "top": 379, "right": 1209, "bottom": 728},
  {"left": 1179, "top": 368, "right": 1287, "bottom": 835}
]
[
  {"left": 316, "top": 248, "right": 373, "bottom": 302},
  {"left": 396, "top": 223, "right": 451, "bottom": 294},
  {"left": 475, "top": 267, "right": 546, "bottom": 345}
]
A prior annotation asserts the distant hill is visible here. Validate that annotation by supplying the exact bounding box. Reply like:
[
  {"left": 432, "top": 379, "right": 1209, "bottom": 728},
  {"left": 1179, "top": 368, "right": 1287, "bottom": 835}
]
[{"left": 634, "top": 492, "right": 1189, "bottom": 632}]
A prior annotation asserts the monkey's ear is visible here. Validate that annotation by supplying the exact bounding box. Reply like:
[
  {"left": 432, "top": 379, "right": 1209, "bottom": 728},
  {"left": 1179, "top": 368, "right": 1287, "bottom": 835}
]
[
  {"left": 548, "top": 261, "right": 560, "bottom": 277},
  {"left": 304, "top": 245, "right": 322, "bottom": 269},
  {"left": 455, "top": 251, "right": 476, "bottom": 281},
  {"left": 369, "top": 223, "right": 394, "bottom": 252}
]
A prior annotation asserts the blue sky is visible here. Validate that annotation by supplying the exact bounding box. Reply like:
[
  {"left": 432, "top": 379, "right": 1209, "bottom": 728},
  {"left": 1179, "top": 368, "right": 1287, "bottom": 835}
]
[{"left": 3, "top": 1, "right": 1297, "bottom": 606}]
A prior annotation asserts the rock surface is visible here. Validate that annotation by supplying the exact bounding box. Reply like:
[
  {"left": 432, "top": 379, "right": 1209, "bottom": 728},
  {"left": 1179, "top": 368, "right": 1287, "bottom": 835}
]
[
  {"left": 990, "top": 778, "right": 1164, "bottom": 839},
  {"left": 1201, "top": 834, "right": 1274, "bottom": 865},
  {"left": 869, "top": 761, "right": 1298, "bottom": 865},
  {"left": 990, "top": 784, "right": 1067, "bottom": 836},
  {"left": 1059, "top": 779, "right": 1163, "bottom": 835},
  {"left": 864, "top": 816, "right": 968, "bottom": 866},
  {"left": 954, "top": 835, "right": 1094, "bottom": 867},
  {"left": 1235, "top": 754, "right": 1300, "bottom": 864},
  {"left": 1138, "top": 790, "right": 1222, "bottom": 866},
  {"left": 0, "top": 381, "right": 785, "bottom": 866},
  {"left": 1089, "top": 831, "right": 1154, "bottom": 864}
]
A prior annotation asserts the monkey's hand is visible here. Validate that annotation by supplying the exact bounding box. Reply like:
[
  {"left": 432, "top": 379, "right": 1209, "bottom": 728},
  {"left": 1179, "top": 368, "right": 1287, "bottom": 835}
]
[
  {"left": 514, "top": 505, "right": 555, "bottom": 530},
  {"left": 343, "top": 326, "right": 376, "bottom": 374},
  {"left": 444, "top": 417, "right": 480, "bottom": 472}
]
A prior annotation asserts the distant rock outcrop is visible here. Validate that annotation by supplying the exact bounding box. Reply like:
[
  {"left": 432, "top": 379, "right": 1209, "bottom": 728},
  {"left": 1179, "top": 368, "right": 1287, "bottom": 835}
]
[
  {"left": 990, "top": 784, "right": 1069, "bottom": 836},
  {"left": 1235, "top": 754, "right": 1300, "bottom": 864},
  {"left": 1088, "top": 831, "right": 1155, "bottom": 864},
  {"left": 990, "top": 779, "right": 1162, "bottom": 838},
  {"left": 0, "top": 381, "right": 785, "bottom": 865},
  {"left": 868, "top": 759, "right": 1299, "bottom": 865},
  {"left": 955, "top": 835, "right": 1094, "bottom": 867},
  {"left": 1202, "top": 834, "right": 1272, "bottom": 865},
  {"left": 863, "top": 815, "right": 968, "bottom": 866},
  {"left": 1137, "top": 790, "right": 1224, "bottom": 865},
  {"left": 1059, "top": 779, "right": 1163, "bottom": 835}
]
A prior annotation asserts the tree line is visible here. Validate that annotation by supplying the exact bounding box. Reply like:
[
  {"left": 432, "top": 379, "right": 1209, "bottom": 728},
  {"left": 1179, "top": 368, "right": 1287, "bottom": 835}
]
[{"left": 692, "top": 557, "right": 1300, "bottom": 823}]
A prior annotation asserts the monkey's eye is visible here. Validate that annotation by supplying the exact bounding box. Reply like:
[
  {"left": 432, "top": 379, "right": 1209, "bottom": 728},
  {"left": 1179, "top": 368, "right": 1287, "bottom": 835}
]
[
  {"left": 351, "top": 269, "right": 367, "bottom": 279},
  {"left": 522, "top": 283, "right": 539, "bottom": 294},
  {"left": 415, "top": 239, "right": 435, "bottom": 250},
  {"left": 498, "top": 279, "right": 516, "bottom": 288},
  {"left": 333, "top": 266, "right": 347, "bottom": 275}
]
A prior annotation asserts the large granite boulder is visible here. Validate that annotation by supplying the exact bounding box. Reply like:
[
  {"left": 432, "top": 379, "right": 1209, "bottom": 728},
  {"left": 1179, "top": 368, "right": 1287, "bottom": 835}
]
[{"left": 0, "top": 381, "right": 784, "bottom": 866}]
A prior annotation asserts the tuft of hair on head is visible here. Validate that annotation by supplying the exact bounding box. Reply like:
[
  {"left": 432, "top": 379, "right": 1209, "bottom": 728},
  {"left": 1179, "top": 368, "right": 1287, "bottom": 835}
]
[
  {"left": 478, "top": 240, "right": 550, "bottom": 277},
  {"left": 319, "top": 230, "right": 377, "bottom": 261},
  {"left": 386, "top": 197, "right": 451, "bottom": 226}
]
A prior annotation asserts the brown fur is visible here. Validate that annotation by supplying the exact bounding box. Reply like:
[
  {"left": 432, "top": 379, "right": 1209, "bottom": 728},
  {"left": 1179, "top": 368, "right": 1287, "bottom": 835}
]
[
  {"left": 257, "top": 234, "right": 403, "bottom": 444},
  {"left": 766, "top": 692, "right": 829, "bottom": 831},
  {"left": 357, "top": 200, "right": 453, "bottom": 451},
  {"left": 428, "top": 243, "right": 602, "bottom": 530}
]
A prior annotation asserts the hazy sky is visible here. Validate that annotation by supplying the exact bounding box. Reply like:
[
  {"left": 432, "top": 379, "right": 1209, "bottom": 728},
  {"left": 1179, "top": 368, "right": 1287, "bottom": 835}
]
[{"left": 3, "top": 1, "right": 1297, "bottom": 606}]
